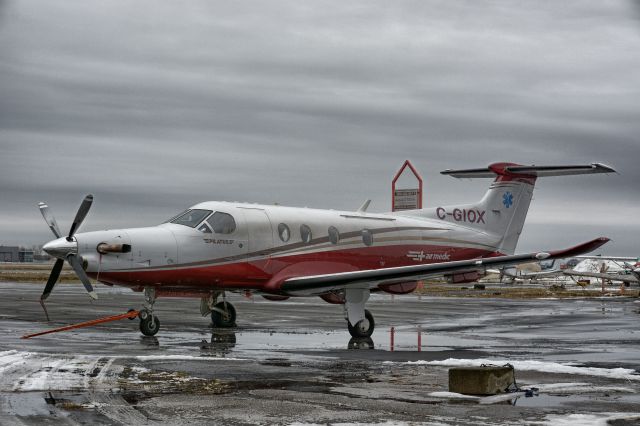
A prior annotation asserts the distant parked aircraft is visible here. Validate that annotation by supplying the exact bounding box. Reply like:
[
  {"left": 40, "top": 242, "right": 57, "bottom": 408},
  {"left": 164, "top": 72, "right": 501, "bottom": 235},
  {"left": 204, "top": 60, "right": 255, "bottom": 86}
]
[
  {"left": 564, "top": 256, "right": 640, "bottom": 286},
  {"left": 496, "top": 259, "right": 564, "bottom": 283}
]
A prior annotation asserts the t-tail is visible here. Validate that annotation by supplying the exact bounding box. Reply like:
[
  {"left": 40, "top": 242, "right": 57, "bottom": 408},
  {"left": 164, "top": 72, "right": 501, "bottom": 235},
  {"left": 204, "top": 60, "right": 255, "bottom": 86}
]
[{"left": 406, "top": 162, "right": 615, "bottom": 255}]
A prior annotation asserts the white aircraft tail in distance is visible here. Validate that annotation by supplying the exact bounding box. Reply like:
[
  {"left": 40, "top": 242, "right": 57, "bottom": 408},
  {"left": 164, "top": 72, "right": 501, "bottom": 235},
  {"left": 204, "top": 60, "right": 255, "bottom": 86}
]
[{"left": 37, "top": 162, "right": 614, "bottom": 338}]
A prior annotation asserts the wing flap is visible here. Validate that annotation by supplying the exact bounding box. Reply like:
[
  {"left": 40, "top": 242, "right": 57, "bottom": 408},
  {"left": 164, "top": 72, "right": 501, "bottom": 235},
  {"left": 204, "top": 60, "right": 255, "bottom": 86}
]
[{"left": 280, "top": 237, "right": 610, "bottom": 296}]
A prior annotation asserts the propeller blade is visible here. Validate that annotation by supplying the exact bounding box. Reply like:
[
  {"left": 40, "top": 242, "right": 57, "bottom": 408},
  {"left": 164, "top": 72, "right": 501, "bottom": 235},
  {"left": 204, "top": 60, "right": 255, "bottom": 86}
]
[
  {"left": 41, "top": 259, "right": 64, "bottom": 301},
  {"left": 67, "top": 254, "right": 98, "bottom": 300},
  {"left": 67, "top": 194, "right": 93, "bottom": 240},
  {"left": 38, "top": 202, "right": 61, "bottom": 239}
]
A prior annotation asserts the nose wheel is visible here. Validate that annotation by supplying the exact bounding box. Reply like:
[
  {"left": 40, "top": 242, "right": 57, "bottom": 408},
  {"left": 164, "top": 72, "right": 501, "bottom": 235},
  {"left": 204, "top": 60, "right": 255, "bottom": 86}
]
[
  {"left": 139, "top": 309, "right": 160, "bottom": 336},
  {"left": 138, "top": 287, "right": 160, "bottom": 336}
]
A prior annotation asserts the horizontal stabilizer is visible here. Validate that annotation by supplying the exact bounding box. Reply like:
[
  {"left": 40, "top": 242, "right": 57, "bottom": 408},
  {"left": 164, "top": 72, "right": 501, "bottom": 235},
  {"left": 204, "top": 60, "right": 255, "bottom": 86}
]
[{"left": 441, "top": 163, "right": 615, "bottom": 179}]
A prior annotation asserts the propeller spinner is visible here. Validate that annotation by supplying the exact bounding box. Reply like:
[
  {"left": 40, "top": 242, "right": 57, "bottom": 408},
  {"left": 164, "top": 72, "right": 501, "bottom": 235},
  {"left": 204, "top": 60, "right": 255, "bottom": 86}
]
[{"left": 39, "top": 194, "right": 98, "bottom": 305}]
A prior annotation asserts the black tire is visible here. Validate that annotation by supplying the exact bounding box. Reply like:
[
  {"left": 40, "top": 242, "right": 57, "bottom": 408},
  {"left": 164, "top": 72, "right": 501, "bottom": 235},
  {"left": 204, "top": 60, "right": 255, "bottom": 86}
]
[
  {"left": 212, "top": 301, "right": 236, "bottom": 328},
  {"left": 348, "top": 337, "right": 374, "bottom": 350},
  {"left": 140, "top": 315, "right": 160, "bottom": 336},
  {"left": 347, "top": 309, "right": 374, "bottom": 338}
]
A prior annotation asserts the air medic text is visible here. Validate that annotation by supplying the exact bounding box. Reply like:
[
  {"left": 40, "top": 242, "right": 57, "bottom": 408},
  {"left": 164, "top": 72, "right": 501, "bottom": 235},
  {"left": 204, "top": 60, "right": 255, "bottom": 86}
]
[{"left": 436, "top": 207, "right": 486, "bottom": 224}]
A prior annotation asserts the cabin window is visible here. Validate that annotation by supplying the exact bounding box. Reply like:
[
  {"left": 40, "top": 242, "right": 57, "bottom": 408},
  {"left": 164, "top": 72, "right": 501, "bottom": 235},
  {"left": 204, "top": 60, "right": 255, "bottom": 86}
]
[
  {"left": 300, "top": 224, "right": 312, "bottom": 243},
  {"left": 278, "top": 223, "right": 291, "bottom": 242},
  {"left": 170, "top": 209, "right": 212, "bottom": 228},
  {"left": 362, "top": 229, "right": 373, "bottom": 246},
  {"left": 207, "top": 212, "right": 236, "bottom": 234},
  {"left": 328, "top": 226, "right": 340, "bottom": 244}
]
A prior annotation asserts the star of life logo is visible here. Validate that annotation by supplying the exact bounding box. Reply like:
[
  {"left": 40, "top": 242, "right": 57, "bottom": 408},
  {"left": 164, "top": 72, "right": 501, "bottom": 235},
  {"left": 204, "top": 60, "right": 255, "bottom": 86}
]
[
  {"left": 503, "top": 191, "right": 513, "bottom": 208},
  {"left": 407, "top": 251, "right": 451, "bottom": 262}
]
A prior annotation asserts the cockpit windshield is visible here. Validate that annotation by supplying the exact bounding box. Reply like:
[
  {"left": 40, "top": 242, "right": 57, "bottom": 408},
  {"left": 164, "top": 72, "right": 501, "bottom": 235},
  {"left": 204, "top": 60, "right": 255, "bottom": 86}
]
[{"left": 169, "top": 209, "right": 212, "bottom": 228}]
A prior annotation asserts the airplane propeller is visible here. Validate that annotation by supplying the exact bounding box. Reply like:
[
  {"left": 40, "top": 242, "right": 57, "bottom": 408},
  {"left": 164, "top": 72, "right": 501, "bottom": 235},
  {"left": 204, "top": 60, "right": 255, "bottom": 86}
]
[{"left": 38, "top": 195, "right": 98, "bottom": 311}]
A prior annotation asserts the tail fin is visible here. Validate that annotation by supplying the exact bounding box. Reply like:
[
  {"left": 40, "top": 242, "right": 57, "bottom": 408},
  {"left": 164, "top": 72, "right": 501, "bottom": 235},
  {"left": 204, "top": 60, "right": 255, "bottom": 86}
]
[{"left": 417, "top": 162, "right": 614, "bottom": 255}]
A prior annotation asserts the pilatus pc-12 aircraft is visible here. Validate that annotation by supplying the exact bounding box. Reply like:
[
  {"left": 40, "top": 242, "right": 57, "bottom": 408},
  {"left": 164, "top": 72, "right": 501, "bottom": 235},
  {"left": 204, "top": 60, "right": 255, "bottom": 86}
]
[{"left": 38, "top": 162, "right": 614, "bottom": 338}]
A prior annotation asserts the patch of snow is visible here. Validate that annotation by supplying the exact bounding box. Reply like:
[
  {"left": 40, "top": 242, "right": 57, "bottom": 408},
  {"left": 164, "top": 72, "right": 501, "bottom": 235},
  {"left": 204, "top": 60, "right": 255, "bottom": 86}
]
[
  {"left": 478, "top": 392, "right": 525, "bottom": 405},
  {"left": 401, "top": 358, "right": 640, "bottom": 381},
  {"left": 427, "top": 391, "right": 479, "bottom": 400},
  {"left": 134, "top": 354, "right": 247, "bottom": 361},
  {"left": 530, "top": 382, "right": 636, "bottom": 394},
  {"left": 535, "top": 412, "right": 640, "bottom": 426}
]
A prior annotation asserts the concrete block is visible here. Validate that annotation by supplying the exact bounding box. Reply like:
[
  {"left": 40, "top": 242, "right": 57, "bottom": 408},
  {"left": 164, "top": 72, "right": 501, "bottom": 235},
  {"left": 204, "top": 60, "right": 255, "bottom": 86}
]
[{"left": 448, "top": 366, "right": 514, "bottom": 395}]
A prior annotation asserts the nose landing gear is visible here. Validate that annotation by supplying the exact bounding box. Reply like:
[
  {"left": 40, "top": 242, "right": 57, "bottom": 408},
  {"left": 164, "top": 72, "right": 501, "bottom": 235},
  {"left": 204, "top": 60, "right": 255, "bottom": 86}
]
[
  {"left": 139, "top": 287, "right": 160, "bottom": 336},
  {"left": 139, "top": 309, "right": 160, "bottom": 336}
]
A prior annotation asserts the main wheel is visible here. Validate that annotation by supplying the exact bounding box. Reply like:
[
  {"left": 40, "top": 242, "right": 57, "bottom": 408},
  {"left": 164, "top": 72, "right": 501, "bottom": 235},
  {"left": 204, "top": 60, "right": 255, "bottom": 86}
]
[
  {"left": 140, "top": 315, "right": 160, "bottom": 336},
  {"left": 348, "top": 337, "right": 374, "bottom": 350},
  {"left": 347, "top": 309, "right": 375, "bottom": 338},
  {"left": 211, "top": 301, "right": 236, "bottom": 328}
]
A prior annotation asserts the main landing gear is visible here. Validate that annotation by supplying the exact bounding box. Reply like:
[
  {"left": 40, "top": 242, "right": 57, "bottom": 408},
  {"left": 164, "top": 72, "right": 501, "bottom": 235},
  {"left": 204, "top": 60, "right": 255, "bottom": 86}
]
[
  {"left": 212, "top": 301, "right": 236, "bottom": 327},
  {"left": 344, "top": 288, "right": 375, "bottom": 338},
  {"left": 201, "top": 292, "right": 237, "bottom": 328},
  {"left": 139, "top": 287, "right": 160, "bottom": 336}
]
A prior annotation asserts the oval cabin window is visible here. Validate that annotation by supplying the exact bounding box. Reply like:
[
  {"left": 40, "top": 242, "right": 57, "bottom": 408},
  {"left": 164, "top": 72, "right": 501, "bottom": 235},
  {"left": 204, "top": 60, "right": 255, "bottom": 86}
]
[
  {"left": 328, "top": 226, "right": 340, "bottom": 244},
  {"left": 300, "top": 224, "right": 313, "bottom": 243},
  {"left": 278, "top": 223, "right": 291, "bottom": 242},
  {"left": 362, "top": 229, "right": 373, "bottom": 246}
]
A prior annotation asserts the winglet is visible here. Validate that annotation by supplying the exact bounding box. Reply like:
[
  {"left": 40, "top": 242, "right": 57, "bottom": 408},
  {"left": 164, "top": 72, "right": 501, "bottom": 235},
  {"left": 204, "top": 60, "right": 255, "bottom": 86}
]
[{"left": 548, "top": 237, "right": 610, "bottom": 258}]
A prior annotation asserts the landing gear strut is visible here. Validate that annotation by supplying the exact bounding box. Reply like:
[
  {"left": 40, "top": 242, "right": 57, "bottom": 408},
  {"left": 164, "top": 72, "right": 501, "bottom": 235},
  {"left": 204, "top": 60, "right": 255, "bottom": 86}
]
[
  {"left": 344, "top": 288, "right": 375, "bottom": 338},
  {"left": 139, "top": 287, "right": 160, "bottom": 336}
]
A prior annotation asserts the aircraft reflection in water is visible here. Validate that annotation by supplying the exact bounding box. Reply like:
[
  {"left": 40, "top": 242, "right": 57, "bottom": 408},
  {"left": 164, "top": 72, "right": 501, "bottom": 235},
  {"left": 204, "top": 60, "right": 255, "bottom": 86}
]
[
  {"left": 37, "top": 162, "right": 614, "bottom": 338},
  {"left": 348, "top": 337, "right": 375, "bottom": 350},
  {"left": 201, "top": 330, "right": 237, "bottom": 355}
]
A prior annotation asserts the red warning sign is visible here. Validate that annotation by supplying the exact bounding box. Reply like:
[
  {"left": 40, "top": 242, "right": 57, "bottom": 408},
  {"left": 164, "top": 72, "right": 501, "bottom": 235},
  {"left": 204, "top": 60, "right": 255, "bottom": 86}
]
[{"left": 392, "top": 160, "right": 423, "bottom": 211}]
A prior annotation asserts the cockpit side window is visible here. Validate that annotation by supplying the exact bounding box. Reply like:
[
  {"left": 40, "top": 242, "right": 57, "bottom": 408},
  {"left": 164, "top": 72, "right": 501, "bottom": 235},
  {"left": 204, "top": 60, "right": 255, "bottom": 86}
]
[
  {"left": 164, "top": 210, "right": 189, "bottom": 223},
  {"left": 207, "top": 212, "right": 236, "bottom": 234},
  {"left": 170, "top": 209, "right": 213, "bottom": 228},
  {"left": 198, "top": 222, "right": 212, "bottom": 233}
]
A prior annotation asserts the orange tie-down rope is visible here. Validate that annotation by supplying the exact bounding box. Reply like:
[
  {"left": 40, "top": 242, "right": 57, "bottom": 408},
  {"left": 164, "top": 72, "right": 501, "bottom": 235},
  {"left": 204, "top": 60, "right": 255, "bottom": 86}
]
[{"left": 21, "top": 310, "right": 139, "bottom": 339}]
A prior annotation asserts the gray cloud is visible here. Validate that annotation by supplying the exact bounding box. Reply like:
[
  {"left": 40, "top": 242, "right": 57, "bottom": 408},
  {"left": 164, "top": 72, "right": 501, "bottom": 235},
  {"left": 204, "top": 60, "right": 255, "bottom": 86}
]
[{"left": 1, "top": 0, "right": 639, "bottom": 255}]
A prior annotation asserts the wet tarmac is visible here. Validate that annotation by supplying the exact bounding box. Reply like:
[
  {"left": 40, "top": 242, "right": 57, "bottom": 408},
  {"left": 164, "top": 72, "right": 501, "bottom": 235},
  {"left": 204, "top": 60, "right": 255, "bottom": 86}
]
[{"left": 1, "top": 282, "right": 640, "bottom": 425}]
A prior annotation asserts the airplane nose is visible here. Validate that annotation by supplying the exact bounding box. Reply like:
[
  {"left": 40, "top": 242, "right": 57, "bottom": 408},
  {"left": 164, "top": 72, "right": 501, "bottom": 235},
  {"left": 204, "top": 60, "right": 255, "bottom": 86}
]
[{"left": 43, "top": 237, "right": 77, "bottom": 259}]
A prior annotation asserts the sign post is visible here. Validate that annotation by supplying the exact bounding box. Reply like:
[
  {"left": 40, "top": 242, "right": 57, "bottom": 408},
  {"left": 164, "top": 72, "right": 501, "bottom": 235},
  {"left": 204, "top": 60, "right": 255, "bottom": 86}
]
[{"left": 392, "top": 160, "right": 423, "bottom": 211}]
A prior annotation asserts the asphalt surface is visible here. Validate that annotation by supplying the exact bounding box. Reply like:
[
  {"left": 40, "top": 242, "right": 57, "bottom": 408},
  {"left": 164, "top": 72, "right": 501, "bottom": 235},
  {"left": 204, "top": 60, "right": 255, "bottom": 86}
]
[{"left": 1, "top": 282, "right": 640, "bottom": 425}]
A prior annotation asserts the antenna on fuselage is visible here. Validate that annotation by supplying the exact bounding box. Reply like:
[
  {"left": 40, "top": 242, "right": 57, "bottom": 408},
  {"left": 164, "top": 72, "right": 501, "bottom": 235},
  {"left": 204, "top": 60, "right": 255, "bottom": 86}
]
[{"left": 357, "top": 199, "right": 371, "bottom": 213}]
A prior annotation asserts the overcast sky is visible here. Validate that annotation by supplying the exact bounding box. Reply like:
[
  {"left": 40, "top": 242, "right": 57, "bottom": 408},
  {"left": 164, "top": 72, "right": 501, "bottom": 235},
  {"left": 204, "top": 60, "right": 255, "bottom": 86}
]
[{"left": 1, "top": 0, "right": 639, "bottom": 254}]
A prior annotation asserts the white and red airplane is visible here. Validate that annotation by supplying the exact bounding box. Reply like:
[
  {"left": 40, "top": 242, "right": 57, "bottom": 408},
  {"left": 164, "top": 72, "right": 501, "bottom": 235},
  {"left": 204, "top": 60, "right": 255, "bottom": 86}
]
[{"left": 38, "top": 162, "right": 614, "bottom": 338}]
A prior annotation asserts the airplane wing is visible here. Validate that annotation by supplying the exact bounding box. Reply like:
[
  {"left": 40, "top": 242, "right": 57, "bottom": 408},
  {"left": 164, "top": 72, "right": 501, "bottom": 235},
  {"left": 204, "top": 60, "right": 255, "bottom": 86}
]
[
  {"left": 563, "top": 270, "right": 640, "bottom": 284},
  {"left": 280, "top": 237, "right": 610, "bottom": 296}
]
